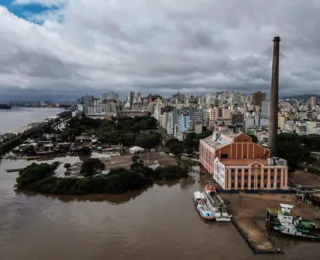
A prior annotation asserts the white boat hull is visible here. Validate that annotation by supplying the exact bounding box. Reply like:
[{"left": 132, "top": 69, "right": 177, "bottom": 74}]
[{"left": 215, "top": 217, "right": 232, "bottom": 222}]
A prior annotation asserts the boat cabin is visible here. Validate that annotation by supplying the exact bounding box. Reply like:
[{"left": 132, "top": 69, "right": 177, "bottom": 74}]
[
  {"left": 193, "top": 191, "right": 206, "bottom": 204},
  {"left": 278, "top": 204, "right": 294, "bottom": 224}
]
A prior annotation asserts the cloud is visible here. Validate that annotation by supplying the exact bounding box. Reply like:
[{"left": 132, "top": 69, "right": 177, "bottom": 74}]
[
  {"left": 1, "top": 0, "right": 320, "bottom": 100},
  {"left": 13, "top": 0, "right": 66, "bottom": 7}
]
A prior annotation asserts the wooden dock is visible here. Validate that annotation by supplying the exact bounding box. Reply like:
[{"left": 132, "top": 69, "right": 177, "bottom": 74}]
[{"left": 233, "top": 219, "right": 283, "bottom": 254}]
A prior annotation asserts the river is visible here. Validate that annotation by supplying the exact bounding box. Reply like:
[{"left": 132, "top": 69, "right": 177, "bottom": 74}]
[
  {"left": 0, "top": 158, "right": 319, "bottom": 260},
  {"left": 0, "top": 107, "right": 64, "bottom": 133}
]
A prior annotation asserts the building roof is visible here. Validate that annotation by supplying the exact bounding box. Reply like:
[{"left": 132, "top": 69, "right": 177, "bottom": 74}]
[
  {"left": 220, "top": 159, "right": 268, "bottom": 166},
  {"left": 201, "top": 130, "right": 243, "bottom": 149},
  {"left": 202, "top": 136, "right": 227, "bottom": 149}
]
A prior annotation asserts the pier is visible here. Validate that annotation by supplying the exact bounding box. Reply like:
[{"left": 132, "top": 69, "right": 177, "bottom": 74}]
[
  {"left": 233, "top": 219, "right": 283, "bottom": 254},
  {"left": 5, "top": 168, "right": 24, "bottom": 173}
]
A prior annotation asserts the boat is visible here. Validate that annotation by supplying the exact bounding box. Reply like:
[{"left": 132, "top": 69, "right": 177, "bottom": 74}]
[
  {"left": 196, "top": 204, "right": 215, "bottom": 221},
  {"left": 266, "top": 204, "right": 320, "bottom": 240},
  {"left": 193, "top": 191, "right": 206, "bottom": 205},
  {"left": 203, "top": 184, "right": 232, "bottom": 222}
]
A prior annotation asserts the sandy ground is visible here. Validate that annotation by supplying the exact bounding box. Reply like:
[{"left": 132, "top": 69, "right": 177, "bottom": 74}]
[
  {"left": 104, "top": 152, "right": 177, "bottom": 170},
  {"left": 221, "top": 193, "right": 320, "bottom": 222},
  {"left": 289, "top": 170, "right": 320, "bottom": 188}
]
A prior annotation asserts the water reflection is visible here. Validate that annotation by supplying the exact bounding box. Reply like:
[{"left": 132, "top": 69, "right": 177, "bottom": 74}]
[
  {"left": 15, "top": 186, "right": 152, "bottom": 204},
  {"left": 180, "top": 175, "right": 196, "bottom": 190}
]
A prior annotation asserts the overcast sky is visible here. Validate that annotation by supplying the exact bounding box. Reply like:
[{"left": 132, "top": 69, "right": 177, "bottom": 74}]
[{"left": 1, "top": 0, "right": 320, "bottom": 100}]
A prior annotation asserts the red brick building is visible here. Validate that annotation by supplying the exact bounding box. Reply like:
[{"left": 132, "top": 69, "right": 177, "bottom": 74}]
[{"left": 199, "top": 130, "right": 288, "bottom": 190}]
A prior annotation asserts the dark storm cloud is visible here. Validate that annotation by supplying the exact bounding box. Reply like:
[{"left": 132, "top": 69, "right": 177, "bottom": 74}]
[{"left": 1, "top": 0, "right": 320, "bottom": 99}]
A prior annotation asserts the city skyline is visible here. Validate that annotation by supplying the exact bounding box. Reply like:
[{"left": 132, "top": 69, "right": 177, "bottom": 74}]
[{"left": 1, "top": 1, "right": 320, "bottom": 99}]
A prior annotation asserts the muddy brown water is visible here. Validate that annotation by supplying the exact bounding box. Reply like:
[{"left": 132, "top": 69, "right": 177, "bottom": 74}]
[
  {"left": 0, "top": 158, "right": 319, "bottom": 260},
  {"left": 0, "top": 107, "right": 64, "bottom": 133}
]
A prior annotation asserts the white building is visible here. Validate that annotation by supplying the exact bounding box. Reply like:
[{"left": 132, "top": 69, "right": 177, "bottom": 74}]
[
  {"left": 87, "top": 102, "right": 118, "bottom": 116},
  {"left": 102, "top": 92, "right": 119, "bottom": 101},
  {"left": 245, "top": 114, "right": 269, "bottom": 130},
  {"left": 261, "top": 101, "right": 270, "bottom": 118},
  {"left": 167, "top": 110, "right": 178, "bottom": 136},
  {"left": 153, "top": 103, "right": 163, "bottom": 122}
]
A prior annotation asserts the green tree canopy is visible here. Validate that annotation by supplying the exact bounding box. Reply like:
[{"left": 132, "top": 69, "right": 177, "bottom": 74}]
[
  {"left": 135, "top": 133, "right": 160, "bottom": 148},
  {"left": 248, "top": 134, "right": 258, "bottom": 143},
  {"left": 80, "top": 158, "right": 105, "bottom": 177},
  {"left": 16, "top": 163, "right": 57, "bottom": 189},
  {"left": 165, "top": 138, "right": 182, "bottom": 155},
  {"left": 277, "top": 133, "right": 319, "bottom": 170},
  {"left": 78, "top": 146, "right": 91, "bottom": 156}
]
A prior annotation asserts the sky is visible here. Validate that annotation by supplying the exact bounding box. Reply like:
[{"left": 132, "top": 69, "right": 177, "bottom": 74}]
[{"left": 1, "top": 0, "right": 320, "bottom": 101}]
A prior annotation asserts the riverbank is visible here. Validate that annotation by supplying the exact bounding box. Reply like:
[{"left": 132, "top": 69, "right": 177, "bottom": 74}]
[
  {"left": 0, "top": 107, "right": 64, "bottom": 133},
  {"left": 221, "top": 192, "right": 320, "bottom": 253},
  {"left": 0, "top": 110, "right": 71, "bottom": 155}
]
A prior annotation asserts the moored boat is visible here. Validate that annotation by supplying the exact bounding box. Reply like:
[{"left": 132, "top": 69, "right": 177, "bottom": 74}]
[
  {"left": 203, "top": 184, "right": 232, "bottom": 222},
  {"left": 266, "top": 204, "right": 320, "bottom": 240},
  {"left": 193, "top": 191, "right": 206, "bottom": 205},
  {"left": 196, "top": 204, "right": 214, "bottom": 221}
]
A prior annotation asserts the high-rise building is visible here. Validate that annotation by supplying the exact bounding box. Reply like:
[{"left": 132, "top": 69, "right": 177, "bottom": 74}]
[
  {"left": 232, "top": 93, "right": 242, "bottom": 106},
  {"left": 126, "top": 92, "right": 142, "bottom": 110},
  {"left": 102, "top": 92, "right": 119, "bottom": 101},
  {"left": 252, "top": 91, "right": 266, "bottom": 107},
  {"left": 167, "top": 110, "right": 178, "bottom": 136},
  {"left": 77, "top": 95, "right": 94, "bottom": 106},
  {"left": 245, "top": 114, "right": 269, "bottom": 131},
  {"left": 308, "top": 96, "right": 317, "bottom": 107},
  {"left": 231, "top": 111, "right": 244, "bottom": 125},
  {"left": 161, "top": 112, "right": 168, "bottom": 129},
  {"left": 278, "top": 116, "right": 285, "bottom": 130},
  {"left": 189, "top": 109, "right": 203, "bottom": 123},
  {"left": 153, "top": 103, "right": 163, "bottom": 122},
  {"left": 177, "top": 114, "right": 191, "bottom": 140},
  {"left": 261, "top": 101, "right": 270, "bottom": 117},
  {"left": 87, "top": 102, "right": 118, "bottom": 117},
  {"left": 208, "top": 108, "right": 230, "bottom": 120}
]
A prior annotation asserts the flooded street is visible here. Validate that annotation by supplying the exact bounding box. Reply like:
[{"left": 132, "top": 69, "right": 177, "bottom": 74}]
[{"left": 0, "top": 158, "right": 319, "bottom": 260}]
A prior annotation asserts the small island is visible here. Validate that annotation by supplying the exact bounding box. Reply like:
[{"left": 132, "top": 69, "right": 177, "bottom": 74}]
[
  {"left": 15, "top": 156, "right": 188, "bottom": 195},
  {"left": 0, "top": 104, "right": 11, "bottom": 110}
]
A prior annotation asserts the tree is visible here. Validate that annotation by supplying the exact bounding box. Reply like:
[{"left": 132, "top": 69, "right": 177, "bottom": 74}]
[
  {"left": 248, "top": 134, "right": 258, "bottom": 143},
  {"left": 130, "top": 162, "right": 144, "bottom": 172},
  {"left": 277, "top": 133, "right": 317, "bottom": 170},
  {"left": 16, "top": 163, "right": 57, "bottom": 189},
  {"left": 64, "top": 163, "right": 71, "bottom": 169},
  {"left": 165, "top": 138, "right": 182, "bottom": 155},
  {"left": 132, "top": 155, "right": 140, "bottom": 163},
  {"left": 120, "top": 133, "right": 136, "bottom": 146},
  {"left": 135, "top": 133, "right": 160, "bottom": 148},
  {"left": 78, "top": 146, "right": 91, "bottom": 156},
  {"left": 80, "top": 158, "right": 105, "bottom": 177}
]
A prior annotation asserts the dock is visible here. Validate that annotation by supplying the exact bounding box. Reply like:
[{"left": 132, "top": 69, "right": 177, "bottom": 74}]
[
  {"left": 6, "top": 168, "right": 24, "bottom": 173},
  {"left": 233, "top": 219, "right": 283, "bottom": 254}
]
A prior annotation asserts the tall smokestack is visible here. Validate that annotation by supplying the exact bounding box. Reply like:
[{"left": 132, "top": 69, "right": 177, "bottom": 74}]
[{"left": 268, "top": 36, "right": 281, "bottom": 157}]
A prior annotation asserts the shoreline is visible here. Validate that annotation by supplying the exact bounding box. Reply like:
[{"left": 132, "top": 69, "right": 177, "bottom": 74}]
[{"left": 0, "top": 107, "right": 64, "bottom": 135}]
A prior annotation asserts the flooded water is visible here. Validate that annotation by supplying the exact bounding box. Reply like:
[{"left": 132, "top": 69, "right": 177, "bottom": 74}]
[
  {"left": 0, "top": 158, "right": 319, "bottom": 260},
  {"left": 0, "top": 107, "right": 63, "bottom": 133}
]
